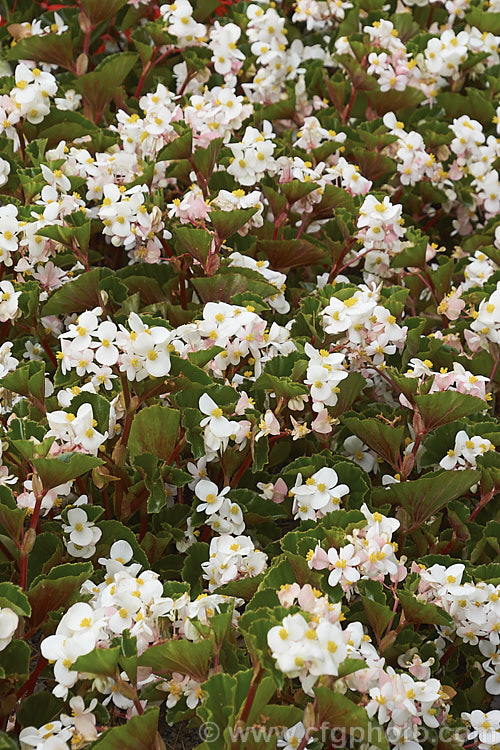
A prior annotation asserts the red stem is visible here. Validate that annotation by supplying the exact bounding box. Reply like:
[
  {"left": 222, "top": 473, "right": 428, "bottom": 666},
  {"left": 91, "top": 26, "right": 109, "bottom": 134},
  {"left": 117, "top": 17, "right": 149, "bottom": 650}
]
[
  {"left": 238, "top": 667, "right": 264, "bottom": 725},
  {"left": 40, "top": 337, "right": 58, "bottom": 369},
  {"left": 19, "top": 546, "right": 28, "bottom": 591},
  {"left": 134, "top": 50, "right": 172, "bottom": 100},
  {"left": 16, "top": 656, "right": 48, "bottom": 699},
  {"left": 178, "top": 71, "right": 196, "bottom": 96},
  {"left": 133, "top": 697, "right": 144, "bottom": 715},
  {"left": 489, "top": 357, "right": 499, "bottom": 384},
  {"left": 179, "top": 275, "right": 187, "bottom": 309},
  {"left": 296, "top": 216, "right": 310, "bottom": 240},
  {"left": 139, "top": 506, "right": 148, "bottom": 541},
  {"left": 230, "top": 450, "right": 253, "bottom": 487},
  {"left": 29, "top": 491, "right": 46, "bottom": 532},
  {"left": 341, "top": 85, "right": 357, "bottom": 125},
  {"left": 468, "top": 488, "right": 495, "bottom": 523},
  {"left": 328, "top": 238, "right": 356, "bottom": 284}
]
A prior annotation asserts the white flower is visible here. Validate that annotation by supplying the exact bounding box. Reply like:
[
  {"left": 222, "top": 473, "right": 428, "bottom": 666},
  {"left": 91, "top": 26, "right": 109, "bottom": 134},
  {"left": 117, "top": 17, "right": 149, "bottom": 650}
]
[
  {"left": 277, "top": 722, "right": 312, "bottom": 749},
  {"left": 195, "top": 479, "right": 231, "bottom": 515},
  {"left": 63, "top": 508, "right": 100, "bottom": 547},
  {"left": 60, "top": 696, "right": 98, "bottom": 741},
  {"left": 0, "top": 607, "right": 18, "bottom": 651},
  {"left": 92, "top": 321, "right": 119, "bottom": 366},
  {"left": 72, "top": 403, "right": 108, "bottom": 454},
  {"left": 55, "top": 89, "right": 82, "bottom": 111},
  {"left": 62, "top": 507, "right": 102, "bottom": 558},
  {"left": 327, "top": 544, "right": 361, "bottom": 588},
  {"left": 0, "top": 281, "right": 21, "bottom": 322},
  {"left": 291, "top": 467, "right": 349, "bottom": 519},
  {"left": 0, "top": 157, "right": 10, "bottom": 188},
  {"left": 199, "top": 394, "right": 236, "bottom": 439},
  {"left": 343, "top": 435, "right": 376, "bottom": 473}
]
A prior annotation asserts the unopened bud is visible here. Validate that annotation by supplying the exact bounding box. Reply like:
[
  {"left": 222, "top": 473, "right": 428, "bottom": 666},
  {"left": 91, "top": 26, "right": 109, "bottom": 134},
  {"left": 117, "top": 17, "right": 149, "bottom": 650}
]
[
  {"left": 22, "top": 528, "right": 36, "bottom": 554},
  {"left": 401, "top": 453, "right": 415, "bottom": 477},
  {"left": 75, "top": 53, "right": 88, "bottom": 76},
  {"left": 412, "top": 410, "right": 425, "bottom": 435},
  {"left": 303, "top": 701, "right": 316, "bottom": 730},
  {"left": 380, "top": 629, "right": 398, "bottom": 653},
  {"left": 112, "top": 442, "right": 127, "bottom": 467},
  {"left": 31, "top": 473, "right": 43, "bottom": 498},
  {"left": 78, "top": 11, "right": 92, "bottom": 35}
]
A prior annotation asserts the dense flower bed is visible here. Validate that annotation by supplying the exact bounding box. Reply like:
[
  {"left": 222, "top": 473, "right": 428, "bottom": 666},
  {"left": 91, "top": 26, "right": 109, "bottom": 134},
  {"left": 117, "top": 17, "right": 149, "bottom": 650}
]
[{"left": 0, "top": 0, "right": 499, "bottom": 747}]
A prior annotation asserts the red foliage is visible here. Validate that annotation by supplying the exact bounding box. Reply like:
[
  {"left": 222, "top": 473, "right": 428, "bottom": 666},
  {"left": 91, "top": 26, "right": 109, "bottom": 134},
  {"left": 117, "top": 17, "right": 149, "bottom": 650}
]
[{"left": 215, "top": 0, "right": 237, "bottom": 16}]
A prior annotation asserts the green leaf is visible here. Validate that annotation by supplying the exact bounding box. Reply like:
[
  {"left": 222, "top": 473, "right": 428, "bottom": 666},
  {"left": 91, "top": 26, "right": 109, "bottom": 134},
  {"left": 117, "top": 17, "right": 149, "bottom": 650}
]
[
  {"left": 415, "top": 392, "right": 488, "bottom": 431},
  {"left": 90, "top": 708, "right": 160, "bottom": 750},
  {"left": 182, "top": 407, "right": 205, "bottom": 459},
  {"left": 314, "top": 685, "right": 369, "bottom": 731},
  {"left": 436, "top": 90, "right": 495, "bottom": 127},
  {"left": 73, "top": 646, "right": 121, "bottom": 679},
  {"left": 193, "top": 0, "right": 221, "bottom": 21},
  {"left": 252, "top": 370, "right": 307, "bottom": 399},
  {"left": 75, "top": 53, "right": 139, "bottom": 121},
  {"left": 36, "top": 224, "right": 75, "bottom": 247},
  {"left": 157, "top": 130, "right": 193, "bottom": 161},
  {"left": 331, "top": 373, "right": 366, "bottom": 417},
  {"left": 259, "top": 552, "right": 321, "bottom": 592},
  {"left": 38, "top": 110, "right": 98, "bottom": 145},
  {"left": 1, "top": 360, "right": 45, "bottom": 401},
  {"left": 28, "top": 563, "right": 93, "bottom": 629},
  {"left": 338, "top": 658, "right": 368, "bottom": 677},
  {"left": 252, "top": 436, "right": 269, "bottom": 473},
  {"left": 6, "top": 31, "right": 74, "bottom": 70},
  {"left": 397, "top": 591, "right": 453, "bottom": 627},
  {"left": 216, "top": 575, "right": 265, "bottom": 600},
  {"left": 119, "top": 631, "right": 138, "bottom": 684},
  {"left": 262, "top": 89, "right": 297, "bottom": 121},
  {"left": 81, "top": 0, "right": 129, "bottom": 25},
  {"left": 366, "top": 87, "right": 424, "bottom": 116},
  {"left": 357, "top": 580, "right": 393, "bottom": 642},
  {"left": 146, "top": 475, "right": 167, "bottom": 514},
  {"left": 196, "top": 672, "right": 239, "bottom": 750},
  {"left": 210, "top": 208, "right": 258, "bottom": 241},
  {"left": 0, "top": 639, "right": 30, "bottom": 682},
  {"left": 27, "top": 532, "right": 64, "bottom": 588},
  {"left": 191, "top": 271, "right": 276, "bottom": 304},
  {"left": 473, "top": 563, "right": 500, "bottom": 584},
  {"left": 342, "top": 415, "right": 403, "bottom": 469},
  {"left": 128, "top": 405, "right": 180, "bottom": 461},
  {"left": 172, "top": 226, "right": 213, "bottom": 265},
  {"left": 0, "top": 731, "right": 19, "bottom": 749},
  {"left": 280, "top": 180, "right": 320, "bottom": 205},
  {"left": 374, "top": 469, "right": 480, "bottom": 529},
  {"left": 187, "top": 347, "right": 223, "bottom": 368},
  {"left": 314, "top": 184, "right": 356, "bottom": 217},
  {"left": 465, "top": 9, "right": 500, "bottom": 34},
  {"left": 392, "top": 230, "right": 428, "bottom": 268},
  {"left": 41, "top": 268, "right": 102, "bottom": 316},
  {"left": 0, "top": 583, "right": 30, "bottom": 617},
  {"left": 238, "top": 610, "right": 288, "bottom": 688},
  {"left": 170, "top": 354, "right": 212, "bottom": 386},
  {"left": 257, "top": 238, "right": 327, "bottom": 271},
  {"left": 138, "top": 639, "right": 213, "bottom": 682},
  {"left": 32, "top": 453, "right": 103, "bottom": 491},
  {"left": 182, "top": 542, "right": 209, "bottom": 597},
  {"left": 17, "top": 693, "right": 65, "bottom": 729},
  {"left": 193, "top": 138, "right": 223, "bottom": 180},
  {"left": 0, "top": 486, "right": 26, "bottom": 540}
]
